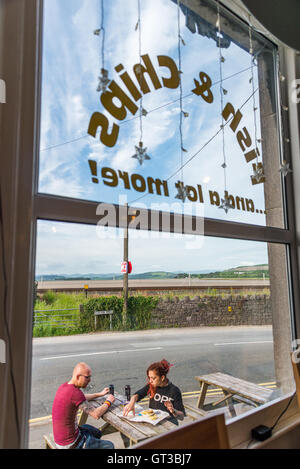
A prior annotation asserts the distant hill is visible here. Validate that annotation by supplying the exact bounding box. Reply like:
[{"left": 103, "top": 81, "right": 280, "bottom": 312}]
[
  {"left": 125, "top": 271, "right": 177, "bottom": 280},
  {"left": 35, "top": 271, "right": 179, "bottom": 281},
  {"left": 229, "top": 264, "right": 268, "bottom": 272},
  {"left": 189, "top": 265, "right": 269, "bottom": 279},
  {"left": 36, "top": 265, "right": 269, "bottom": 281}
]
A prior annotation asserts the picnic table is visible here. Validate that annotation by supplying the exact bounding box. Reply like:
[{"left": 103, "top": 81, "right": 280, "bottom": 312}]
[
  {"left": 79, "top": 393, "right": 179, "bottom": 447},
  {"left": 195, "top": 372, "right": 273, "bottom": 416}
]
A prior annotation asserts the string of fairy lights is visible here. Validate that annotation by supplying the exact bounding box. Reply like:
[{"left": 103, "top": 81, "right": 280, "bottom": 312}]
[
  {"left": 131, "top": 0, "right": 151, "bottom": 166},
  {"left": 174, "top": 0, "right": 188, "bottom": 203},
  {"left": 216, "top": 0, "right": 232, "bottom": 214},
  {"left": 40, "top": 0, "right": 293, "bottom": 211},
  {"left": 277, "top": 58, "right": 293, "bottom": 178},
  {"left": 248, "top": 14, "right": 264, "bottom": 185},
  {"left": 94, "top": 0, "right": 110, "bottom": 93}
]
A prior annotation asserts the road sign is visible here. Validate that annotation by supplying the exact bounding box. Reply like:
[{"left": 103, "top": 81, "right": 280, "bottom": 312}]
[{"left": 121, "top": 261, "right": 132, "bottom": 274}]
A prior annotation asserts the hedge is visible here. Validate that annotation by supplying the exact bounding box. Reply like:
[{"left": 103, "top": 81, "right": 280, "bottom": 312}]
[{"left": 79, "top": 295, "right": 159, "bottom": 332}]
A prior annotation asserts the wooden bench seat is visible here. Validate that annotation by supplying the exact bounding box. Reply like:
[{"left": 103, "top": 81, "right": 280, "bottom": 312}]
[
  {"left": 42, "top": 419, "right": 111, "bottom": 449},
  {"left": 43, "top": 433, "right": 56, "bottom": 449},
  {"left": 184, "top": 403, "right": 208, "bottom": 420},
  {"left": 195, "top": 372, "right": 273, "bottom": 410}
]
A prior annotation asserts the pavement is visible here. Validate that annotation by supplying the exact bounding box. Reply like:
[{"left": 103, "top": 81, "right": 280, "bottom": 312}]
[{"left": 28, "top": 393, "right": 254, "bottom": 449}]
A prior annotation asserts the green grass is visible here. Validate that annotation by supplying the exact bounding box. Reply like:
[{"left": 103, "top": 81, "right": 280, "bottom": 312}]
[
  {"left": 33, "top": 289, "right": 270, "bottom": 337},
  {"left": 33, "top": 292, "right": 86, "bottom": 337},
  {"left": 35, "top": 292, "right": 86, "bottom": 310}
]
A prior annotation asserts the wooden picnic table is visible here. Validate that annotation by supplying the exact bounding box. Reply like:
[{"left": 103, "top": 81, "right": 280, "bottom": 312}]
[
  {"left": 195, "top": 372, "right": 273, "bottom": 415},
  {"left": 79, "top": 393, "right": 179, "bottom": 447}
]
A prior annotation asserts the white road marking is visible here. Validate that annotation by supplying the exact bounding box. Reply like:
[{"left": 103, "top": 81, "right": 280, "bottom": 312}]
[
  {"left": 40, "top": 346, "right": 163, "bottom": 361},
  {"left": 214, "top": 341, "right": 272, "bottom": 346}
]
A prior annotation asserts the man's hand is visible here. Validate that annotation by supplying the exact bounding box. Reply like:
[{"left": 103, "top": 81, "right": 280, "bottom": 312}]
[
  {"left": 106, "top": 394, "right": 115, "bottom": 405},
  {"left": 80, "top": 393, "right": 116, "bottom": 420},
  {"left": 84, "top": 387, "right": 111, "bottom": 401}
]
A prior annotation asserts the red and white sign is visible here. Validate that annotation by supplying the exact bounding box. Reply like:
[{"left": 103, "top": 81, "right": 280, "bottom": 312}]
[{"left": 121, "top": 261, "right": 132, "bottom": 274}]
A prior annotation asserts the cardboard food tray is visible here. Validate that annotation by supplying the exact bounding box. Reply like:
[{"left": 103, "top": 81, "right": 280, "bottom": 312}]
[{"left": 118, "top": 406, "right": 170, "bottom": 426}]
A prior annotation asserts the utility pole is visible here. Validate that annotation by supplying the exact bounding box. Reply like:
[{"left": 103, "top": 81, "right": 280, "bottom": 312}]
[{"left": 122, "top": 203, "right": 129, "bottom": 328}]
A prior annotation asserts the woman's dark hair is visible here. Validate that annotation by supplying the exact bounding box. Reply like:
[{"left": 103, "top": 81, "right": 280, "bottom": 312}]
[{"left": 146, "top": 359, "right": 173, "bottom": 398}]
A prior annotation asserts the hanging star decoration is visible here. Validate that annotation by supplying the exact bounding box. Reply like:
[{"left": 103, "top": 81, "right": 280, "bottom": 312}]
[
  {"left": 175, "top": 181, "right": 187, "bottom": 202},
  {"left": 132, "top": 141, "right": 150, "bottom": 165},
  {"left": 219, "top": 194, "right": 234, "bottom": 214},
  {"left": 279, "top": 73, "right": 286, "bottom": 82},
  {"left": 96, "top": 68, "right": 110, "bottom": 93},
  {"left": 251, "top": 163, "right": 265, "bottom": 184},
  {"left": 279, "top": 160, "right": 292, "bottom": 177}
]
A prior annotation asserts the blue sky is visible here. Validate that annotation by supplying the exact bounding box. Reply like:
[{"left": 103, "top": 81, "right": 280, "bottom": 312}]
[{"left": 36, "top": 0, "right": 272, "bottom": 275}]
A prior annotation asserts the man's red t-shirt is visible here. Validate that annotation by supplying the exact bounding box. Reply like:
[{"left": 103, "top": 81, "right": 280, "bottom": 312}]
[{"left": 52, "top": 382, "right": 86, "bottom": 446}]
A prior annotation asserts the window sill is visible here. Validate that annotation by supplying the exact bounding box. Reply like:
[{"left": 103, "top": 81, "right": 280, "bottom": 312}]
[{"left": 227, "top": 390, "right": 299, "bottom": 449}]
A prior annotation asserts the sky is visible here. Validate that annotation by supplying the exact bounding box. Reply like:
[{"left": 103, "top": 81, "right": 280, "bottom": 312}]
[{"left": 36, "top": 0, "right": 278, "bottom": 276}]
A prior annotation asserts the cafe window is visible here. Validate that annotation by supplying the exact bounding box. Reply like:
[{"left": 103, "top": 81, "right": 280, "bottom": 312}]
[
  {"left": 33, "top": 0, "right": 296, "bottom": 421},
  {"left": 32, "top": 220, "right": 293, "bottom": 424}
]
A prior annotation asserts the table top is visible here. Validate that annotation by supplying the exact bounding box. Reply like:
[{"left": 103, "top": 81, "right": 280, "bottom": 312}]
[
  {"left": 89, "top": 393, "right": 179, "bottom": 444},
  {"left": 195, "top": 372, "right": 273, "bottom": 404}
]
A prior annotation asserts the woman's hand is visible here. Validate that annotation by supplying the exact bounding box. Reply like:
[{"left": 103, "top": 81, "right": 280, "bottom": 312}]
[
  {"left": 164, "top": 399, "right": 176, "bottom": 416},
  {"left": 164, "top": 400, "right": 185, "bottom": 420},
  {"left": 123, "top": 394, "right": 139, "bottom": 416},
  {"left": 123, "top": 402, "right": 135, "bottom": 416}
]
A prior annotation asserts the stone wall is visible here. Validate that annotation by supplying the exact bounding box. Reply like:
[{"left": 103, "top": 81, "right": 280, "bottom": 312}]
[{"left": 151, "top": 295, "right": 271, "bottom": 328}]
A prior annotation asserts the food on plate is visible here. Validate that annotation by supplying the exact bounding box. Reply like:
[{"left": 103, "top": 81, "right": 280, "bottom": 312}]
[{"left": 141, "top": 409, "right": 155, "bottom": 416}]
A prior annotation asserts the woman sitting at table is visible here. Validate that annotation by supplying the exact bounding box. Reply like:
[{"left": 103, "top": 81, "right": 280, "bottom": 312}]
[{"left": 123, "top": 359, "right": 185, "bottom": 424}]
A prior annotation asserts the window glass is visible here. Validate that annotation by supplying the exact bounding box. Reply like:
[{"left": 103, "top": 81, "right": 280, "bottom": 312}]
[
  {"left": 31, "top": 220, "right": 293, "bottom": 423},
  {"left": 39, "top": 0, "right": 284, "bottom": 227}
]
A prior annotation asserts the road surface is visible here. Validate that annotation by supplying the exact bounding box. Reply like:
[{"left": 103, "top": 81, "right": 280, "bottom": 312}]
[{"left": 30, "top": 325, "right": 275, "bottom": 419}]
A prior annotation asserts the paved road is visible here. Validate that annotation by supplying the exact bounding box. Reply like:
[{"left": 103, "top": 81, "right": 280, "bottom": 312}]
[
  {"left": 30, "top": 325, "right": 275, "bottom": 419},
  {"left": 37, "top": 278, "right": 270, "bottom": 292}
]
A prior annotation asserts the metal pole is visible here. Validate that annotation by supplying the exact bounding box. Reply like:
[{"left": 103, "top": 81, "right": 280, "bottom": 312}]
[{"left": 123, "top": 203, "right": 128, "bottom": 328}]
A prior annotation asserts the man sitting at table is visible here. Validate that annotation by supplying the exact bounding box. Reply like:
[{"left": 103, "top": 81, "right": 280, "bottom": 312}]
[{"left": 52, "top": 362, "right": 115, "bottom": 449}]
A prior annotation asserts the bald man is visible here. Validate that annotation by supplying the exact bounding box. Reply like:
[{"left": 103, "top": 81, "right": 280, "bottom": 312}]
[{"left": 52, "top": 362, "right": 115, "bottom": 449}]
